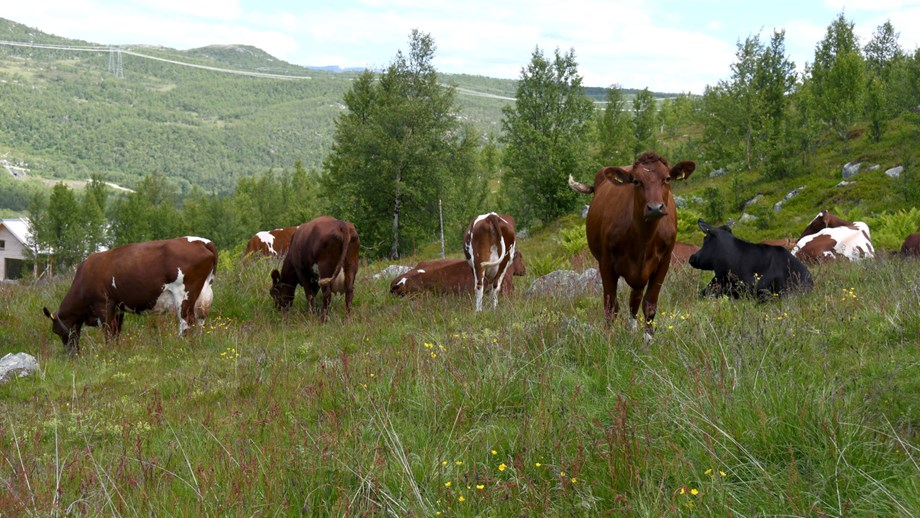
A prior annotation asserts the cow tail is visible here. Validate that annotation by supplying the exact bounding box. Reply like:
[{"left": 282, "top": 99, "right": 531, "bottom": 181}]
[
  {"left": 206, "top": 241, "right": 219, "bottom": 274},
  {"left": 568, "top": 175, "right": 594, "bottom": 194},
  {"left": 318, "top": 223, "right": 349, "bottom": 287},
  {"left": 480, "top": 215, "right": 508, "bottom": 267}
]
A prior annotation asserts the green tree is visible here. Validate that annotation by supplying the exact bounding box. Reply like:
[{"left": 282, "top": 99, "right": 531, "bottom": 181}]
[
  {"left": 864, "top": 20, "right": 902, "bottom": 79},
  {"left": 41, "top": 183, "right": 84, "bottom": 268},
  {"left": 594, "top": 86, "right": 635, "bottom": 165},
  {"left": 501, "top": 47, "right": 595, "bottom": 227},
  {"left": 631, "top": 88, "right": 657, "bottom": 154},
  {"left": 110, "top": 172, "right": 181, "bottom": 245},
  {"left": 809, "top": 12, "right": 866, "bottom": 150},
  {"left": 321, "top": 30, "right": 478, "bottom": 259}
]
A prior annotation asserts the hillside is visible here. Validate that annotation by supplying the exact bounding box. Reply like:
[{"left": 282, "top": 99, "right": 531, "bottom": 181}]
[{"left": 0, "top": 18, "right": 521, "bottom": 200}]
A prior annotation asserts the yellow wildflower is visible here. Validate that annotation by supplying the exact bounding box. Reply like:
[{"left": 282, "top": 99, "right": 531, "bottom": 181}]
[
  {"left": 458, "top": 496, "right": 465, "bottom": 502},
  {"left": 719, "top": 470, "right": 726, "bottom": 477},
  {"left": 491, "top": 450, "right": 497, "bottom": 455},
  {"left": 680, "top": 488, "right": 686, "bottom": 495},
  {"left": 455, "top": 460, "right": 462, "bottom": 466},
  {"left": 444, "top": 481, "right": 451, "bottom": 487},
  {"left": 476, "top": 484, "right": 484, "bottom": 490},
  {"left": 442, "top": 461, "right": 448, "bottom": 466},
  {"left": 498, "top": 463, "right": 507, "bottom": 472},
  {"left": 704, "top": 468, "right": 712, "bottom": 475},
  {"left": 691, "top": 488, "right": 699, "bottom": 496},
  {"left": 535, "top": 462, "right": 541, "bottom": 467}
]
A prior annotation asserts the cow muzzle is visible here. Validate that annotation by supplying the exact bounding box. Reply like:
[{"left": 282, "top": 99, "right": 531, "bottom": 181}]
[{"left": 645, "top": 203, "right": 666, "bottom": 220}]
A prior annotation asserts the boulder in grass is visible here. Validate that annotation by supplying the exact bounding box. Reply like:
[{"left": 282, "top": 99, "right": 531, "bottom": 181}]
[
  {"left": 372, "top": 265, "right": 412, "bottom": 279},
  {"left": 527, "top": 268, "right": 603, "bottom": 297},
  {"left": 0, "top": 353, "right": 39, "bottom": 384}
]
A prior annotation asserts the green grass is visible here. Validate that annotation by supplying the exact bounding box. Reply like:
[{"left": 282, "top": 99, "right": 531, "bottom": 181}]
[{"left": 2, "top": 246, "right": 919, "bottom": 515}]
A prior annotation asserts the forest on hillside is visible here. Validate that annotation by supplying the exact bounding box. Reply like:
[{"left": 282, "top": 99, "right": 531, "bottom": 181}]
[{"left": 4, "top": 12, "right": 920, "bottom": 266}]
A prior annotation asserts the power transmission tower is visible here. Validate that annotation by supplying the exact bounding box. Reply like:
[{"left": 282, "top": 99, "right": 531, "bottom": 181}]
[{"left": 108, "top": 46, "right": 124, "bottom": 78}]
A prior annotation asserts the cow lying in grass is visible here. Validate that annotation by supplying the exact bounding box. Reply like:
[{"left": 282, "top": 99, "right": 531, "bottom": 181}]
[{"left": 690, "top": 219, "right": 813, "bottom": 300}]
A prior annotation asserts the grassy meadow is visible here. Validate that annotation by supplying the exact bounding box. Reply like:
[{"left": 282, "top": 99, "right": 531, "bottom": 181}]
[{"left": 1, "top": 236, "right": 919, "bottom": 516}]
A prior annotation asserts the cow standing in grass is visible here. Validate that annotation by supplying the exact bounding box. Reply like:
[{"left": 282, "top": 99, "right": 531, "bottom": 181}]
[
  {"left": 463, "top": 213, "right": 518, "bottom": 311},
  {"left": 568, "top": 152, "right": 695, "bottom": 337},
  {"left": 43, "top": 236, "right": 218, "bottom": 353},
  {"left": 270, "top": 216, "right": 360, "bottom": 321}
]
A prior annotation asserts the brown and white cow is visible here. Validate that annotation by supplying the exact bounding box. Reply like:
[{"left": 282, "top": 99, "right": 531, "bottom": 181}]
[
  {"left": 463, "top": 213, "right": 518, "bottom": 311},
  {"left": 792, "top": 210, "right": 875, "bottom": 263},
  {"left": 391, "top": 253, "right": 526, "bottom": 297},
  {"left": 244, "top": 226, "right": 297, "bottom": 257},
  {"left": 43, "top": 236, "right": 218, "bottom": 353},
  {"left": 270, "top": 216, "right": 360, "bottom": 321},
  {"left": 568, "top": 152, "right": 695, "bottom": 337},
  {"left": 900, "top": 232, "right": 920, "bottom": 256}
]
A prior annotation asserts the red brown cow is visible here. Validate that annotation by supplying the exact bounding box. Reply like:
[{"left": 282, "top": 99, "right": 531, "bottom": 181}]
[
  {"left": 391, "top": 253, "right": 526, "bottom": 296},
  {"left": 244, "top": 226, "right": 297, "bottom": 257},
  {"left": 568, "top": 152, "right": 695, "bottom": 337},
  {"left": 792, "top": 210, "right": 875, "bottom": 263},
  {"left": 900, "top": 232, "right": 920, "bottom": 256},
  {"left": 270, "top": 216, "right": 360, "bottom": 321},
  {"left": 42, "top": 236, "right": 218, "bottom": 353},
  {"left": 463, "top": 213, "right": 518, "bottom": 311},
  {"left": 670, "top": 242, "right": 700, "bottom": 268},
  {"left": 761, "top": 238, "right": 796, "bottom": 250}
]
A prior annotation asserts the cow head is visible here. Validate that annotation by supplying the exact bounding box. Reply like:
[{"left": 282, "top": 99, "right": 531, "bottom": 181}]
[
  {"left": 43, "top": 306, "right": 80, "bottom": 351},
  {"left": 269, "top": 269, "right": 295, "bottom": 310},
  {"left": 688, "top": 219, "right": 733, "bottom": 271},
  {"left": 512, "top": 251, "right": 526, "bottom": 276},
  {"left": 603, "top": 152, "right": 695, "bottom": 221},
  {"left": 799, "top": 210, "right": 854, "bottom": 239}
]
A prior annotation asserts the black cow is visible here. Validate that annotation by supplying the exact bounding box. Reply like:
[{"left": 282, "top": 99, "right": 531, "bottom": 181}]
[{"left": 689, "top": 219, "right": 813, "bottom": 300}]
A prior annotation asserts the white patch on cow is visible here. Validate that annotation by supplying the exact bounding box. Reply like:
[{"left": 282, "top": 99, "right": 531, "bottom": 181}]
[
  {"left": 417, "top": 269, "right": 426, "bottom": 274},
  {"left": 792, "top": 225, "right": 875, "bottom": 261},
  {"left": 312, "top": 263, "right": 320, "bottom": 276},
  {"left": 153, "top": 267, "right": 190, "bottom": 334},
  {"left": 256, "top": 230, "right": 277, "bottom": 255},
  {"left": 396, "top": 277, "right": 408, "bottom": 286},
  {"left": 491, "top": 242, "right": 515, "bottom": 309},
  {"left": 195, "top": 270, "right": 215, "bottom": 323},
  {"left": 185, "top": 236, "right": 211, "bottom": 244},
  {"left": 111, "top": 276, "right": 116, "bottom": 289}
]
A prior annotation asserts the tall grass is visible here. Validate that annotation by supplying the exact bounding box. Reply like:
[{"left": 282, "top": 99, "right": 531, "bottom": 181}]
[{"left": 1, "top": 251, "right": 918, "bottom": 515}]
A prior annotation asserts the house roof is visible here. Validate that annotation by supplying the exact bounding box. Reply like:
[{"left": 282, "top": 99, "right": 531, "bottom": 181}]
[{"left": 0, "top": 218, "right": 32, "bottom": 246}]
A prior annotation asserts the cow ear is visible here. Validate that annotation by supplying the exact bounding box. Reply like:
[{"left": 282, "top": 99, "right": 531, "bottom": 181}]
[
  {"left": 697, "top": 219, "right": 711, "bottom": 233},
  {"left": 603, "top": 167, "right": 633, "bottom": 184},
  {"left": 670, "top": 161, "right": 696, "bottom": 181},
  {"left": 270, "top": 269, "right": 281, "bottom": 284},
  {"left": 43, "top": 307, "right": 54, "bottom": 320}
]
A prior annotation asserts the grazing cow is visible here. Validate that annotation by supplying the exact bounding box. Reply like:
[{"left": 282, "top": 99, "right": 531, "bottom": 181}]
[
  {"left": 792, "top": 210, "right": 874, "bottom": 263},
  {"left": 689, "top": 220, "right": 813, "bottom": 300},
  {"left": 270, "top": 216, "right": 360, "bottom": 321},
  {"left": 568, "top": 151, "right": 695, "bottom": 336},
  {"left": 244, "top": 226, "right": 297, "bottom": 257},
  {"left": 42, "top": 237, "right": 218, "bottom": 353},
  {"left": 670, "top": 242, "right": 700, "bottom": 268},
  {"left": 463, "top": 213, "right": 518, "bottom": 311},
  {"left": 900, "top": 232, "right": 920, "bottom": 256},
  {"left": 391, "top": 253, "right": 525, "bottom": 297}
]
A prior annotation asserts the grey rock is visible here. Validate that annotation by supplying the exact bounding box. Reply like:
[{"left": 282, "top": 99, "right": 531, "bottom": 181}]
[
  {"left": 527, "top": 268, "right": 603, "bottom": 297},
  {"left": 842, "top": 162, "right": 862, "bottom": 179},
  {"left": 837, "top": 180, "right": 855, "bottom": 188},
  {"left": 743, "top": 194, "right": 763, "bottom": 211},
  {"left": 739, "top": 213, "right": 758, "bottom": 223},
  {"left": 709, "top": 168, "right": 728, "bottom": 178},
  {"left": 885, "top": 166, "right": 903, "bottom": 179},
  {"left": 867, "top": 164, "right": 881, "bottom": 171},
  {"left": 773, "top": 185, "right": 807, "bottom": 212},
  {"left": 0, "top": 353, "right": 39, "bottom": 384},
  {"left": 581, "top": 204, "right": 590, "bottom": 218}
]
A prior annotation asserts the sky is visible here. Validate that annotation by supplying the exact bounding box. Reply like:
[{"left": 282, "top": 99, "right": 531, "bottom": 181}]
[{"left": 5, "top": 0, "right": 920, "bottom": 94}]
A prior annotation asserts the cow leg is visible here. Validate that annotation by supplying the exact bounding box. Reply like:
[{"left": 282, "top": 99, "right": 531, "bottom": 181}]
[
  {"left": 473, "top": 266, "right": 486, "bottom": 312},
  {"left": 628, "top": 288, "right": 644, "bottom": 329},
  {"left": 103, "top": 302, "right": 120, "bottom": 342},
  {"left": 598, "top": 263, "right": 619, "bottom": 323},
  {"left": 320, "top": 285, "right": 333, "bottom": 323},
  {"left": 641, "top": 263, "right": 670, "bottom": 337},
  {"left": 491, "top": 245, "right": 515, "bottom": 309}
]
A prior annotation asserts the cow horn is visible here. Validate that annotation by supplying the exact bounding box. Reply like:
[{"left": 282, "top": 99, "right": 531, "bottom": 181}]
[
  {"left": 43, "top": 307, "right": 55, "bottom": 320},
  {"left": 567, "top": 175, "right": 594, "bottom": 194}
]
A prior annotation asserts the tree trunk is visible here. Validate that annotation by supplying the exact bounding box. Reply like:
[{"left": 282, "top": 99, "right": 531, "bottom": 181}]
[{"left": 390, "top": 172, "right": 401, "bottom": 259}]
